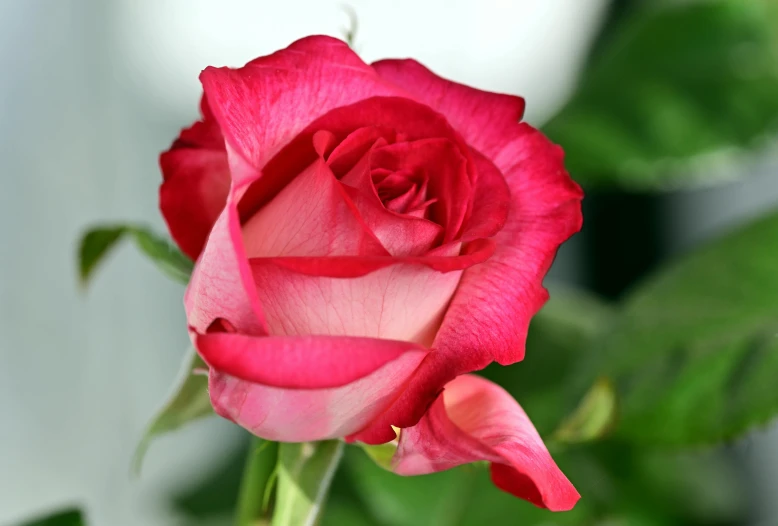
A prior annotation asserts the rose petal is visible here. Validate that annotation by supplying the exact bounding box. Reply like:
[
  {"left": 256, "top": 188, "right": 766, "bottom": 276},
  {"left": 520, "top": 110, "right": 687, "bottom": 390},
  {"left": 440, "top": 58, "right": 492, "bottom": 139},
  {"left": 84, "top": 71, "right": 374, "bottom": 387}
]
[
  {"left": 238, "top": 96, "right": 475, "bottom": 231},
  {"left": 208, "top": 348, "right": 426, "bottom": 442},
  {"left": 339, "top": 143, "right": 443, "bottom": 256},
  {"left": 434, "top": 124, "right": 583, "bottom": 366},
  {"left": 369, "top": 139, "right": 472, "bottom": 242},
  {"left": 241, "top": 156, "right": 387, "bottom": 258},
  {"left": 159, "top": 95, "right": 230, "bottom": 260},
  {"left": 458, "top": 148, "right": 510, "bottom": 242},
  {"left": 185, "top": 190, "right": 267, "bottom": 336},
  {"left": 327, "top": 126, "right": 394, "bottom": 175},
  {"left": 249, "top": 238, "right": 491, "bottom": 278},
  {"left": 196, "top": 331, "right": 427, "bottom": 389},
  {"left": 393, "top": 374, "right": 580, "bottom": 511},
  {"left": 372, "top": 59, "right": 525, "bottom": 160},
  {"left": 249, "top": 260, "right": 462, "bottom": 346},
  {"left": 200, "top": 36, "right": 404, "bottom": 179}
]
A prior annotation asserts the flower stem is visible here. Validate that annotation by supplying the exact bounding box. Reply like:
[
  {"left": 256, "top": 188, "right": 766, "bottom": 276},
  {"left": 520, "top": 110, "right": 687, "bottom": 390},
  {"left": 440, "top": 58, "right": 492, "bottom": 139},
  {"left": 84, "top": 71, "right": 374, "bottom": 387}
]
[
  {"left": 236, "top": 437, "right": 279, "bottom": 526},
  {"left": 271, "top": 440, "right": 345, "bottom": 526}
]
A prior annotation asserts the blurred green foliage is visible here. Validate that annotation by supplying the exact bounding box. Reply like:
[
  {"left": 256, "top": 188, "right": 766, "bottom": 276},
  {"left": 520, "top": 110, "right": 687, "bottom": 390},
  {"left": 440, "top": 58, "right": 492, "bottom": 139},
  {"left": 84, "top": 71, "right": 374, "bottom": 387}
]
[
  {"left": 580, "top": 209, "right": 778, "bottom": 445},
  {"left": 16, "top": 509, "right": 84, "bottom": 526},
  {"left": 545, "top": 0, "right": 778, "bottom": 189}
]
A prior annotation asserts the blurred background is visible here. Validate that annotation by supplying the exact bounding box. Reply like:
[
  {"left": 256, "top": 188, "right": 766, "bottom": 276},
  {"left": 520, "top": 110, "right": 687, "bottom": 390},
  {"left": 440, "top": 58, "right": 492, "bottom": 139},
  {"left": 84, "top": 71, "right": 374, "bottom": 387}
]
[{"left": 1, "top": 0, "right": 777, "bottom": 525}]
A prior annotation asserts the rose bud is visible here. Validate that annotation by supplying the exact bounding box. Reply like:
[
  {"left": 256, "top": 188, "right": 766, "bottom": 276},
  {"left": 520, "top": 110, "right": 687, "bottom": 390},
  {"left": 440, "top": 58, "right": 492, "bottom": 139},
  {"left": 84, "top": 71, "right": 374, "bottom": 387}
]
[{"left": 160, "top": 36, "right": 582, "bottom": 509}]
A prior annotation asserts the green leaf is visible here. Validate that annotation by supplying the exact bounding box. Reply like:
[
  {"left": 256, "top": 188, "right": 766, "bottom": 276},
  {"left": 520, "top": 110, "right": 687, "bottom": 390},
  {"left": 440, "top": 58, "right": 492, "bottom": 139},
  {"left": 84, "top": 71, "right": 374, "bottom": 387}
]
[
  {"left": 18, "top": 509, "right": 84, "bottom": 526},
  {"left": 133, "top": 347, "right": 213, "bottom": 473},
  {"left": 78, "top": 225, "right": 192, "bottom": 286},
  {"left": 553, "top": 378, "right": 618, "bottom": 444},
  {"left": 544, "top": 0, "right": 778, "bottom": 189},
  {"left": 271, "top": 441, "right": 345, "bottom": 526},
  {"left": 586, "top": 209, "right": 778, "bottom": 445}
]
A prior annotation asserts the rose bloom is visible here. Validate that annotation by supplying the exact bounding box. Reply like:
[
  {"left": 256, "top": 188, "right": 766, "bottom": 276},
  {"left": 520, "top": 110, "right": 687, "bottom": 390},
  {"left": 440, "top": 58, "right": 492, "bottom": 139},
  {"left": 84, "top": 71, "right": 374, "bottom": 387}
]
[{"left": 160, "top": 36, "right": 582, "bottom": 510}]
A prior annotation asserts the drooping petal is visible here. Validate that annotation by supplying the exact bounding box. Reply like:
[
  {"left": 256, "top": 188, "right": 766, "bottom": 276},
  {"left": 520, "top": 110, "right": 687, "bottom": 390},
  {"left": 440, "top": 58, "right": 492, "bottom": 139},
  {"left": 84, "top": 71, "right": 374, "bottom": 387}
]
[
  {"left": 393, "top": 374, "right": 580, "bottom": 511},
  {"left": 200, "top": 36, "right": 405, "bottom": 180},
  {"left": 249, "top": 260, "right": 462, "bottom": 346},
  {"left": 208, "top": 348, "right": 427, "bottom": 442},
  {"left": 372, "top": 59, "right": 526, "bottom": 160},
  {"left": 159, "top": 95, "right": 230, "bottom": 260},
  {"left": 196, "top": 331, "right": 427, "bottom": 389}
]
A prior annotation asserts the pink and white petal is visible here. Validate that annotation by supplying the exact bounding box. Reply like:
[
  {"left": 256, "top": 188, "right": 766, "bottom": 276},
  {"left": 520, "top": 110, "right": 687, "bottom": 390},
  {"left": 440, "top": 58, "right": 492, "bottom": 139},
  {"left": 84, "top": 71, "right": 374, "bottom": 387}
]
[
  {"left": 208, "top": 348, "right": 427, "bottom": 442},
  {"left": 433, "top": 124, "right": 583, "bottom": 366},
  {"left": 185, "top": 192, "right": 267, "bottom": 336},
  {"left": 393, "top": 374, "right": 580, "bottom": 511},
  {"left": 196, "top": 332, "right": 427, "bottom": 389},
  {"left": 371, "top": 59, "right": 525, "bottom": 159},
  {"left": 241, "top": 157, "right": 387, "bottom": 258},
  {"left": 343, "top": 186, "right": 443, "bottom": 256},
  {"left": 250, "top": 260, "right": 462, "bottom": 346},
  {"left": 200, "top": 36, "right": 404, "bottom": 178}
]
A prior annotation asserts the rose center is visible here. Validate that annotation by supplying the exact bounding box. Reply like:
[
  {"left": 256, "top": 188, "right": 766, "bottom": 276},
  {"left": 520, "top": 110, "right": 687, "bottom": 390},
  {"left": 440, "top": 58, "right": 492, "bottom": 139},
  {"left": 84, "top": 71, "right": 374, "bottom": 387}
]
[{"left": 371, "top": 168, "right": 437, "bottom": 219}]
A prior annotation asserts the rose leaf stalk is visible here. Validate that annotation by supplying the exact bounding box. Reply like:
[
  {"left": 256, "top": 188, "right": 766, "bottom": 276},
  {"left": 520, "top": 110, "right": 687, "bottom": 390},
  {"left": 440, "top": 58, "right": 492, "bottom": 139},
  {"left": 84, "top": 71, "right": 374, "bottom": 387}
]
[
  {"left": 271, "top": 441, "right": 345, "bottom": 526},
  {"left": 236, "top": 438, "right": 279, "bottom": 526}
]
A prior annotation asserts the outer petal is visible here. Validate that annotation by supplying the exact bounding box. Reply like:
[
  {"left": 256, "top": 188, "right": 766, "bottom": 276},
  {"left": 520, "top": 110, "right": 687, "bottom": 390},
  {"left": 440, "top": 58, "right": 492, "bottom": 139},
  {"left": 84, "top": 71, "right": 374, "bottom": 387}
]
[
  {"left": 434, "top": 124, "right": 583, "bottom": 366},
  {"left": 371, "top": 59, "right": 525, "bottom": 160},
  {"left": 249, "top": 260, "right": 462, "bottom": 346},
  {"left": 196, "top": 332, "right": 427, "bottom": 389},
  {"left": 393, "top": 375, "right": 580, "bottom": 511},
  {"left": 159, "top": 95, "right": 230, "bottom": 260},
  {"left": 208, "top": 348, "right": 426, "bottom": 442},
  {"left": 200, "top": 36, "right": 405, "bottom": 178}
]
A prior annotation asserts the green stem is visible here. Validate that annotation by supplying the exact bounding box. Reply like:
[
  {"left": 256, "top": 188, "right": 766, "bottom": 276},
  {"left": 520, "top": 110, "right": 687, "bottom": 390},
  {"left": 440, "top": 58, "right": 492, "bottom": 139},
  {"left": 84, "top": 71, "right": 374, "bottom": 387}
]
[
  {"left": 271, "top": 441, "right": 345, "bottom": 526},
  {"left": 236, "top": 437, "right": 279, "bottom": 526}
]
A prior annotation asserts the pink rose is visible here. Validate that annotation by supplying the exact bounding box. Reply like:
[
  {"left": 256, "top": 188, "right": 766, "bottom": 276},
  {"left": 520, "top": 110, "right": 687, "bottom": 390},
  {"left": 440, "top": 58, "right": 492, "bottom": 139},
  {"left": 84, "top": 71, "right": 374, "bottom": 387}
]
[{"left": 160, "top": 36, "right": 582, "bottom": 509}]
